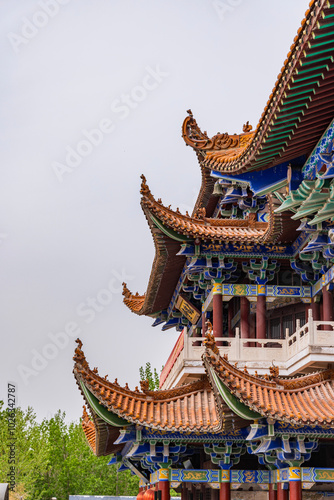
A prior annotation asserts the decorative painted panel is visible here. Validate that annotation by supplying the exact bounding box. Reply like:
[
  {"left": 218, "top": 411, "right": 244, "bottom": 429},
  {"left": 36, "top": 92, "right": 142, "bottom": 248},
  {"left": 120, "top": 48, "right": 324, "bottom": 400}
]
[
  {"left": 230, "top": 470, "right": 270, "bottom": 484},
  {"left": 148, "top": 468, "right": 334, "bottom": 486},
  {"left": 175, "top": 296, "right": 200, "bottom": 325},
  {"left": 313, "top": 265, "right": 334, "bottom": 296},
  {"left": 169, "top": 469, "right": 220, "bottom": 483},
  {"left": 303, "top": 118, "right": 334, "bottom": 179},
  {"left": 141, "top": 427, "right": 247, "bottom": 443}
]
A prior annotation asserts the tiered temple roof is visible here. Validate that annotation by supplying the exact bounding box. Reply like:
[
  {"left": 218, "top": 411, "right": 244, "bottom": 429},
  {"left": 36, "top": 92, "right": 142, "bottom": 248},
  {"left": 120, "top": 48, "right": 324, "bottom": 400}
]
[
  {"left": 74, "top": 0, "right": 334, "bottom": 485},
  {"left": 203, "top": 336, "right": 334, "bottom": 427},
  {"left": 73, "top": 339, "right": 222, "bottom": 433},
  {"left": 119, "top": 2, "right": 334, "bottom": 321},
  {"left": 75, "top": 335, "right": 334, "bottom": 456},
  {"left": 140, "top": 175, "right": 279, "bottom": 243}
]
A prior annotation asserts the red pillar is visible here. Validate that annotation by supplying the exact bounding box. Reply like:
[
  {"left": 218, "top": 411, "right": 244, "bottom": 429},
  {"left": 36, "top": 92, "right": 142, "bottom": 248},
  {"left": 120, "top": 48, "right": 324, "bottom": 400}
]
[
  {"left": 240, "top": 297, "right": 250, "bottom": 338},
  {"left": 323, "top": 287, "right": 334, "bottom": 322},
  {"left": 213, "top": 283, "right": 223, "bottom": 345},
  {"left": 256, "top": 294, "right": 266, "bottom": 339},
  {"left": 289, "top": 467, "right": 302, "bottom": 500},
  {"left": 219, "top": 482, "right": 230, "bottom": 500},
  {"left": 220, "top": 470, "right": 230, "bottom": 500},
  {"left": 228, "top": 299, "right": 234, "bottom": 337},
  {"left": 277, "top": 483, "right": 288, "bottom": 500},
  {"left": 202, "top": 311, "right": 207, "bottom": 336},
  {"left": 269, "top": 483, "right": 277, "bottom": 500},
  {"left": 289, "top": 480, "right": 302, "bottom": 500},
  {"left": 158, "top": 481, "right": 170, "bottom": 500}
]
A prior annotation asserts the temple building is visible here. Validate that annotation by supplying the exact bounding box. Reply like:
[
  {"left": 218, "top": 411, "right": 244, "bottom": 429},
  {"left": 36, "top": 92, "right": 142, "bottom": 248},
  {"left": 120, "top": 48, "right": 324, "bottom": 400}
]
[{"left": 73, "top": 1, "right": 334, "bottom": 499}]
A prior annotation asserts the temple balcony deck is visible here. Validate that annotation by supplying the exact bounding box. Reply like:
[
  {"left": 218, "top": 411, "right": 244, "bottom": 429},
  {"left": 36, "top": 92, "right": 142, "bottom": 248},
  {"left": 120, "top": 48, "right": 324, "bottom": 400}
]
[{"left": 160, "top": 313, "right": 334, "bottom": 390}]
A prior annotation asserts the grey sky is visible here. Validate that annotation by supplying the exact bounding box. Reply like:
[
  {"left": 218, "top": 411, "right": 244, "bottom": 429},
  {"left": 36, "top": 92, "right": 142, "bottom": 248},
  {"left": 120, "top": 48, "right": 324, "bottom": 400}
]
[{"left": 0, "top": 0, "right": 308, "bottom": 422}]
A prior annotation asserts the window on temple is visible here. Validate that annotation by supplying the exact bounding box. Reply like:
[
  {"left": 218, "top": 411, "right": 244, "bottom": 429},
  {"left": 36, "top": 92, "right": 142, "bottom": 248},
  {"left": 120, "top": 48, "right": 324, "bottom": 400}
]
[
  {"left": 295, "top": 311, "right": 306, "bottom": 328},
  {"left": 270, "top": 317, "right": 281, "bottom": 339},
  {"left": 283, "top": 314, "right": 293, "bottom": 337}
]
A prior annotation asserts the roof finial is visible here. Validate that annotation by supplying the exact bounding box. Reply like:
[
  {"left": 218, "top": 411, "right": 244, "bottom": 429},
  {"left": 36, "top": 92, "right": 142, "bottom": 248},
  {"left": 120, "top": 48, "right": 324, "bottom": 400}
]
[
  {"left": 122, "top": 282, "right": 131, "bottom": 298},
  {"left": 75, "top": 338, "right": 83, "bottom": 349},
  {"left": 195, "top": 206, "right": 206, "bottom": 220},
  {"left": 203, "top": 324, "right": 219, "bottom": 355},
  {"left": 140, "top": 379, "right": 150, "bottom": 393},
  {"left": 243, "top": 121, "right": 253, "bottom": 133},
  {"left": 269, "top": 363, "right": 279, "bottom": 379},
  {"left": 140, "top": 174, "right": 151, "bottom": 196}
]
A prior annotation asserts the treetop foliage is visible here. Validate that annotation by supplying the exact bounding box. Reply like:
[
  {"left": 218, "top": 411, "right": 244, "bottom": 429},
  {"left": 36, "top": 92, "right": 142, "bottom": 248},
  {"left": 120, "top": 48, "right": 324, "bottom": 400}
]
[
  {"left": 0, "top": 401, "right": 138, "bottom": 500},
  {"left": 139, "top": 362, "right": 160, "bottom": 391}
]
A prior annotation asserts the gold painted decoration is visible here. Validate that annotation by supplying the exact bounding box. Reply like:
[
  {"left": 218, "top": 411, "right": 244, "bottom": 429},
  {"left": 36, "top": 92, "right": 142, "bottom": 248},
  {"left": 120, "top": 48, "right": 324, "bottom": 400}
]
[
  {"left": 182, "top": 470, "right": 207, "bottom": 481},
  {"left": 176, "top": 295, "right": 201, "bottom": 325}
]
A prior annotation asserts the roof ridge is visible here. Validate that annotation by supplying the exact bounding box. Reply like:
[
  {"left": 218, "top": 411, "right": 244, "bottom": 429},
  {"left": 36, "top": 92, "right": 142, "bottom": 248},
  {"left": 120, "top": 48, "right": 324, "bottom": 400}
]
[
  {"left": 203, "top": 332, "right": 334, "bottom": 392},
  {"left": 73, "top": 340, "right": 221, "bottom": 432},
  {"left": 74, "top": 339, "right": 211, "bottom": 401},
  {"left": 182, "top": 1, "right": 329, "bottom": 173}
]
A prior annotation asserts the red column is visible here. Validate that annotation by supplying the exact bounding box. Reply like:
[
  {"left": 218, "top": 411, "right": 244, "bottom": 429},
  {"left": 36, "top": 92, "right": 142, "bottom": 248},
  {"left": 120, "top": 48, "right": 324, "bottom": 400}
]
[
  {"left": 323, "top": 287, "right": 334, "bottom": 322},
  {"left": 158, "top": 481, "right": 170, "bottom": 500},
  {"left": 213, "top": 283, "right": 223, "bottom": 345},
  {"left": 289, "top": 480, "right": 302, "bottom": 500},
  {"left": 277, "top": 483, "right": 288, "bottom": 500},
  {"left": 256, "top": 294, "right": 266, "bottom": 339},
  {"left": 240, "top": 297, "right": 250, "bottom": 338},
  {"left": 289, "top": 467, "right": 302, "bottom": 500},
  {"left": 228, "top": 299, "right": 234, "bottom": 337},
  {"left": 219, "top": 482, "right": 230, "bottom": 500},
  {"left": 202, "top": 311, "right": 207, "bottom": 336},
  {"left": 269, "top": 483, "right": 277, "bottom": 500}
]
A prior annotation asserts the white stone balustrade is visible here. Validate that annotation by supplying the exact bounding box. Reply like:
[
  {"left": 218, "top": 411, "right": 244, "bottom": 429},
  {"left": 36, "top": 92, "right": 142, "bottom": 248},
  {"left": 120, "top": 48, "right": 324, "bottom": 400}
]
[{"left": 161, "top": 312, "right": 334, "bottom": 390}]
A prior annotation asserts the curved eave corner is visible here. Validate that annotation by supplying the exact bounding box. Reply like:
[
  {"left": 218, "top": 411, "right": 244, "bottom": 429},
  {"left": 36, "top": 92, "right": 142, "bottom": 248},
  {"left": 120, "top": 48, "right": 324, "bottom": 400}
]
[
  {"left": 202, "top": 332, "right": 334, "bottom": 427},
  {"left": 181, "top": 1, "right": 334, "bottom": 174}
]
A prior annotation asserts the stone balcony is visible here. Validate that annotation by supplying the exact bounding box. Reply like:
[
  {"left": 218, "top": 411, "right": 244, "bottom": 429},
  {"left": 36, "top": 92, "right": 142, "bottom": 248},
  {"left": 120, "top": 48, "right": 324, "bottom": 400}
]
[{"left": 160, "top": 312, "right": 334, "bottom": 390}]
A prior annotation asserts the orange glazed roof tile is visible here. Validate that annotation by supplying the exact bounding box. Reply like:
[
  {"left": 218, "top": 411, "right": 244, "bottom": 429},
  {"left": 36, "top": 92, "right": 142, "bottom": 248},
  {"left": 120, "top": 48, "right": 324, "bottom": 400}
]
[
  {"left": 203, "top": 333, "right": 334, "bottom": 427},
  {"left": 73, "top": 339, "right": 222, "bottom": 433},
  {"left": 122, "top": 283, "right": 145, "bottom": 314},
  {"left": 140, "top": 174, "right": 281, "bottom": 244},
  {"left": 182, "top": 111, "right": 255, "bottom": 171},
  {"left": 82, "top": 405, "right": 96, "bottom": 453},
  {"left": 80, "top": 403, "right": 124, "bottom": 457},
  {"left": 122, "top": 175, "right": 282, "bottom": 315},
  {"left": 183, "top": 0, "right": 334, "bottom": 173}
]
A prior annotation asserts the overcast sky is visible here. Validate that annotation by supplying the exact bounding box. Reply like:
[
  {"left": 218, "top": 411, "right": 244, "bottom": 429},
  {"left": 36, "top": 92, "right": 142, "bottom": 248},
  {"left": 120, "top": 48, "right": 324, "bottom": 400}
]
[{"left": 0, "top": 0, "right": 308, "bottom": 422}]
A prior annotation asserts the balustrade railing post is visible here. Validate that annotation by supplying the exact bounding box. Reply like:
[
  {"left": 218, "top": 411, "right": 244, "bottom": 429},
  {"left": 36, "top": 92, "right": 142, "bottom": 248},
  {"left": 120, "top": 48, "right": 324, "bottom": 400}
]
[
  {"left": 284, "top": 328, "right": 289, "bottom": 358},
  {"left": 308, "top": 308, "right": 314, "bottom": 345},
  {"left": 184, "top": 328, "right": 189, "bottom": 359},
  {"left": 235, "top": 327, "right": 241, "bottom": 360}
]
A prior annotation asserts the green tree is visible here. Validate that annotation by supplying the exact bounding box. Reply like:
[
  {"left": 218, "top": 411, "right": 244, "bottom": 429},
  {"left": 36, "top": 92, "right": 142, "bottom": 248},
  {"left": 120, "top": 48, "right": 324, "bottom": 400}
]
[
  {"left": 0, "top": 403, "right": 138, "bottom": 500},
  {"left": 139, "top": 362, "right": 160, "bottom": 390}
]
